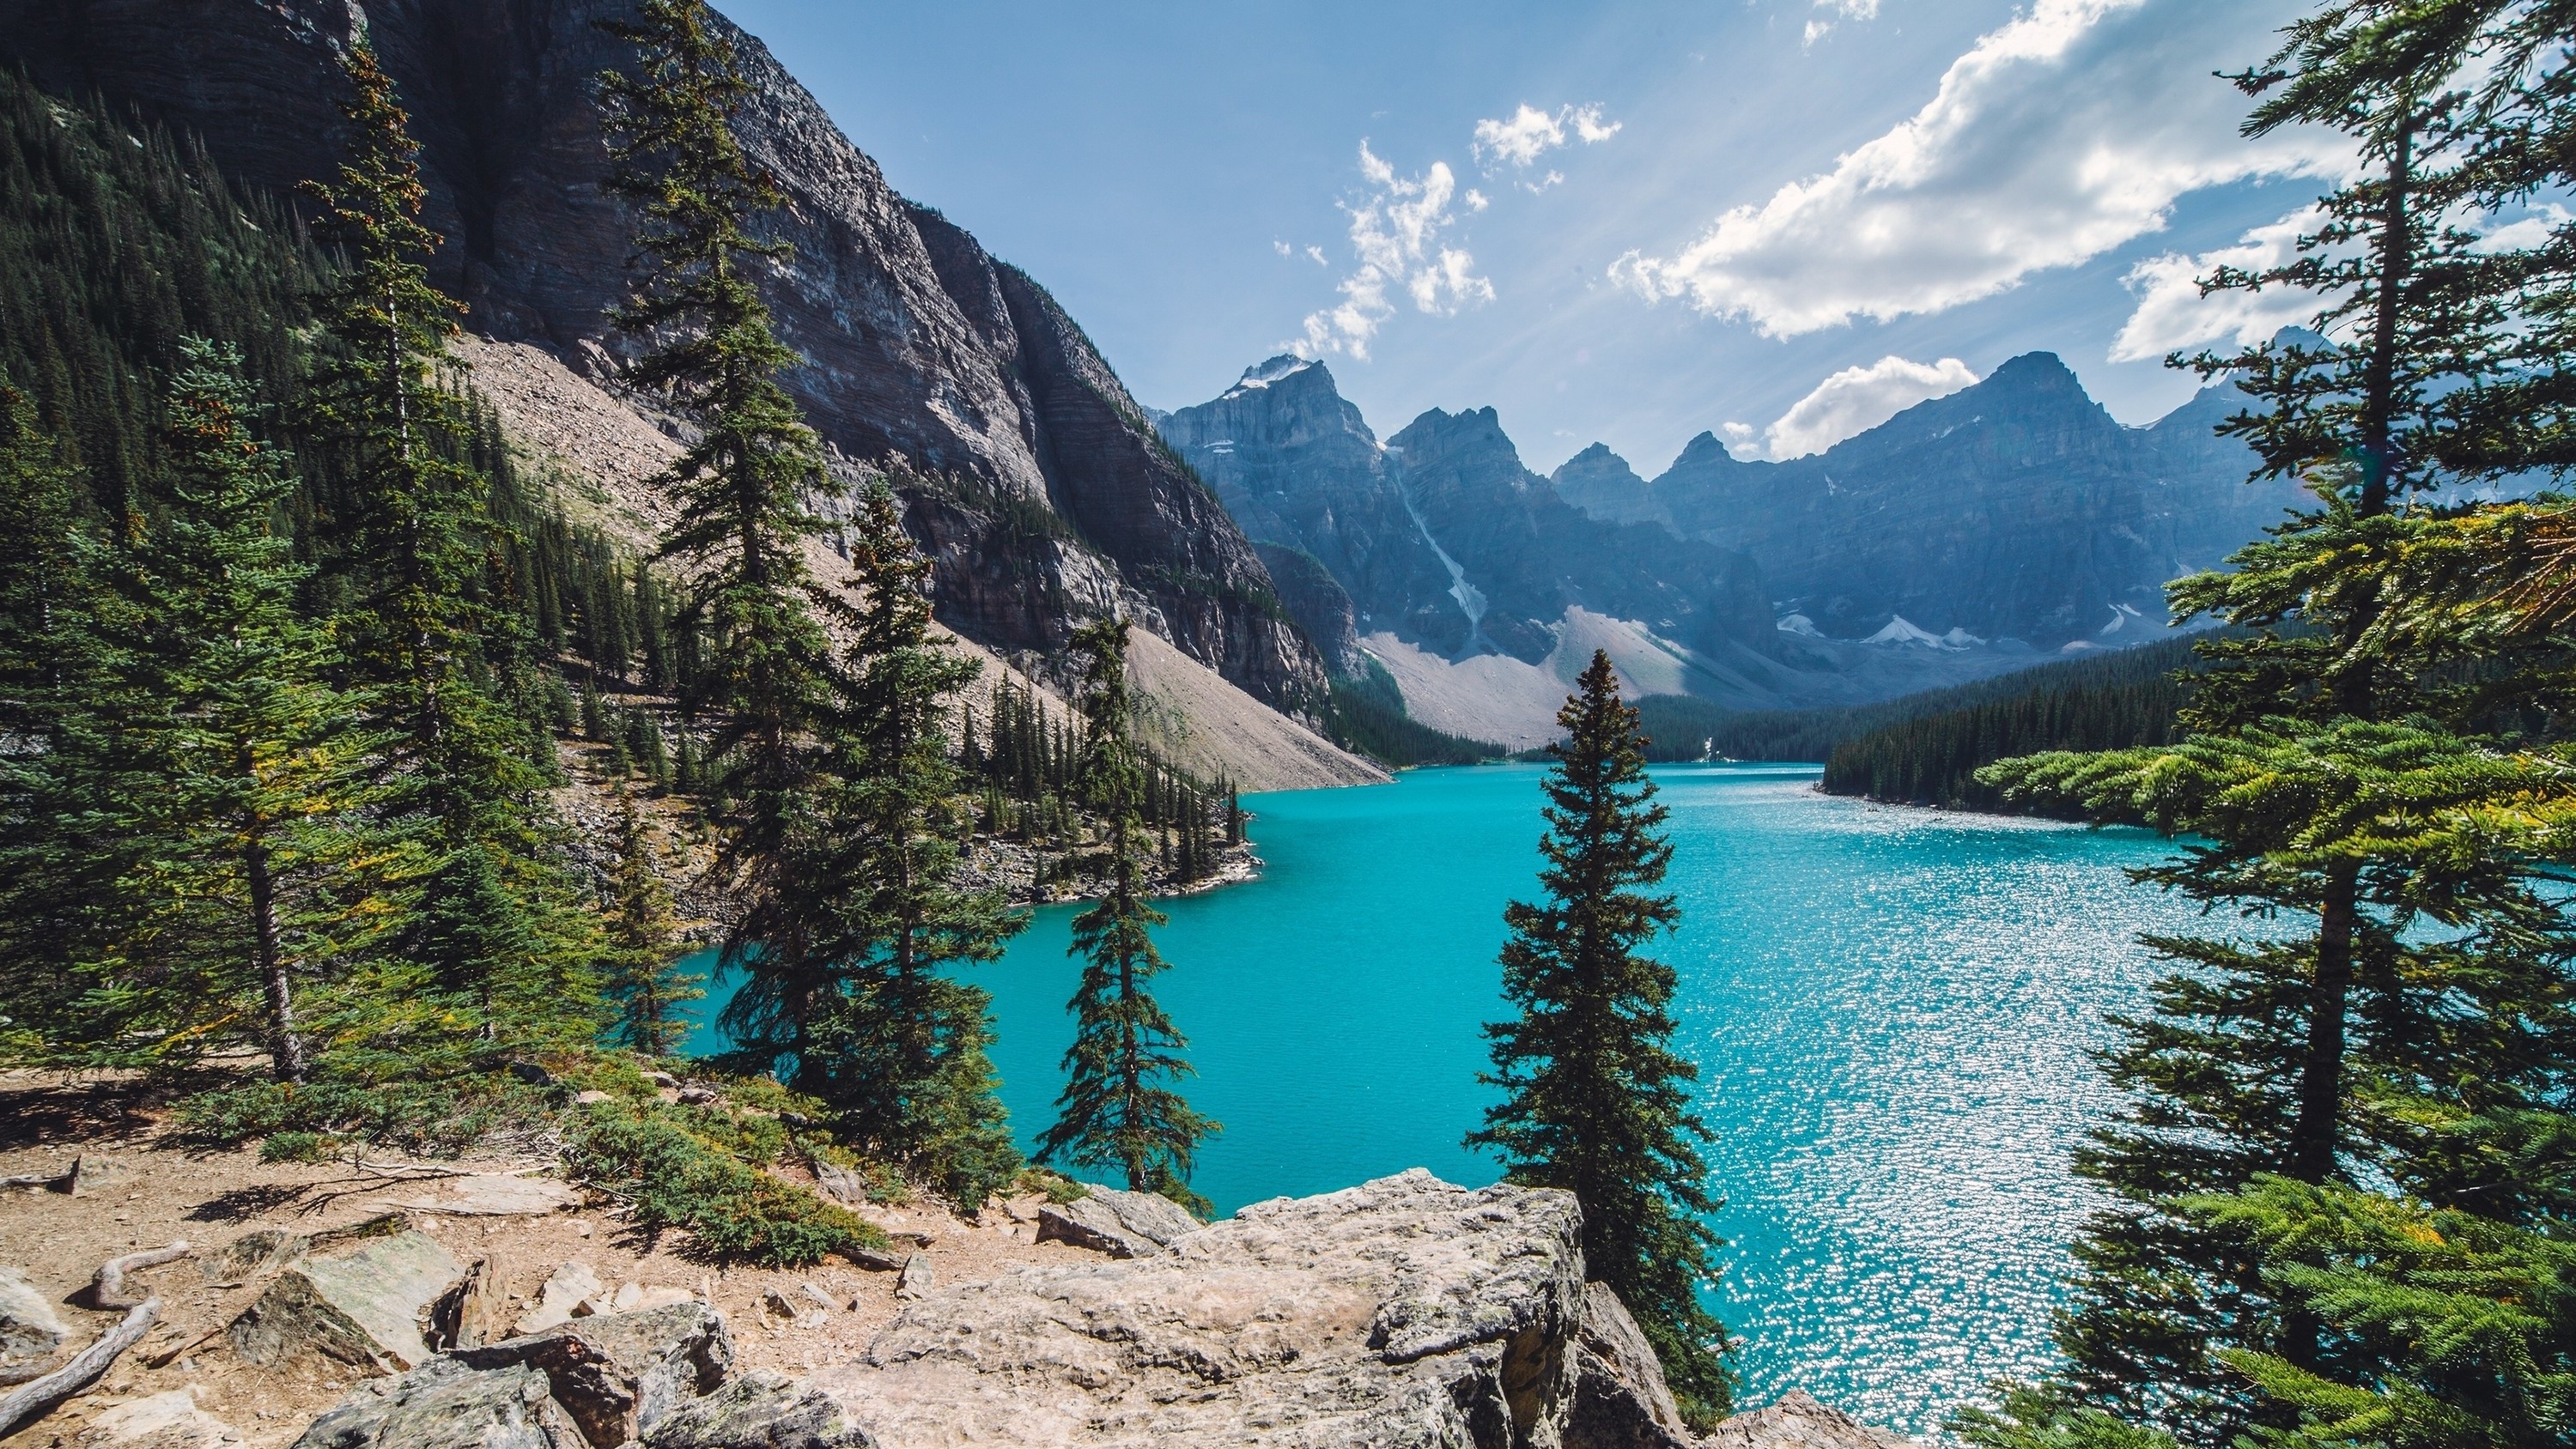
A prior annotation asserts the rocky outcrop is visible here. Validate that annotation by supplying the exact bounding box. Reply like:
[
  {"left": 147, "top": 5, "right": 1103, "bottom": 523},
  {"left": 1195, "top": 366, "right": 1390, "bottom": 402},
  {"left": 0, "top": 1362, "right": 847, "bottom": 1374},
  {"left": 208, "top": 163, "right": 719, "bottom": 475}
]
[
  {"left": 455, "top": 1303, "right": 732, "bottom": 1447},
  {"left": 293, "top": 1358, "right": 584, "bottom": 1449},
  {"left": 1701, "top": 1391, "right": 1916, "bottom": 1449},
  {"left": 0, "top": 0, "right": 1330, "bottom": 716},
  {"left": 0, "top": 1265, "right": 65, "bottom": 1367},
  {"left": 811, "top": 1168, "right": 1649, "bottom": 1447},
  {"left": 228, "top": 1232, "right": 465, "bottom": 1373},
  {"left": 1030, "top": 1183, "right": 1202, "bottom": 1259}
]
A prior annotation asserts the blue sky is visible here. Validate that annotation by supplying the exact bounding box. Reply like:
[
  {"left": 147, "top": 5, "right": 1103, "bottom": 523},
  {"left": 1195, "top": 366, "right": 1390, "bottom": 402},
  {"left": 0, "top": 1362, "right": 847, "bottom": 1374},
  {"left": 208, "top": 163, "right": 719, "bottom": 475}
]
[{"left": 723, "top": 0, "right": 2344, "bottom": 475}]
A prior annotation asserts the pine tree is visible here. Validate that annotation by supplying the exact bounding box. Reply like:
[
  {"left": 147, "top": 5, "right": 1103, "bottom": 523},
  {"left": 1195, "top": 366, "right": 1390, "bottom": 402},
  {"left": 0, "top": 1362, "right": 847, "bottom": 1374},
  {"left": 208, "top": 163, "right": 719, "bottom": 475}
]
[
  {"left": 602, "top": 788, "right": 698, "bottom": 1056},
  {"left": 791, "top": 478, "right": 1024, "bottom": 1210},
  {"left": 1035, "top": 616, "right": 1218, "bottom": 1215},
  {"left": 34, "top": 342, "right": 372, "bottom": 1078},
  {"left": 1469, "top": 650, "right": 1732, "bottom": 1428},
  {"left": 302, "top": 40, "right": 592, "bottom": 1059},
  {"left": 600, "top": 0, "right": 839, "bottom": 1054}
]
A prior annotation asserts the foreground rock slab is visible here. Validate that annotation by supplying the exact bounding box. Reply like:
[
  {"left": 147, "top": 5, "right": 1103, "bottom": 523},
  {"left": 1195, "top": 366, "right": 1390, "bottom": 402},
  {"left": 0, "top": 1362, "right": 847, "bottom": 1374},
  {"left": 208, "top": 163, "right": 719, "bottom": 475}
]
[
  {"left": 0, "top": 1265, "right": 65, "bottom": 1367},
  {"left": 1704, "top": 1391, "right": 1917, "bottom": 1449},
  {"left": 1030, "top": 1183, "right": 1201, "bottom": 1258},
  {"left": 292, "top": 1358, "right": 581, "bottom": 1449},
  {"left": 641, "top": 1373, "right": 875, "bottom": 1449},
  {"left": 818, "top": 1168, "right": 1610, "bottom": 1447},
  {"left": 73, "top": 1389, "right": 242, "bottom": 1449},
  {"left": 229, "top": 1231, "right": 463, "bottom": 1373},
  {"left": 456, "top": 1303, "right": 732, "bottom": 1449}
]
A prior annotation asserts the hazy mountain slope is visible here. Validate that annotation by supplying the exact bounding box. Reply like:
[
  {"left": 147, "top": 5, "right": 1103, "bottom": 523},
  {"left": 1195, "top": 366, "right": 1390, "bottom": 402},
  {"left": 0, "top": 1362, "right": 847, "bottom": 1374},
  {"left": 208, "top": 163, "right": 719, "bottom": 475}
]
[
  {"left": 1162, "top": 357, "right": 2050, "bottom": 737},
  {"left": 0, "top": 0, "right": 1331, "bottom": 718},
  {"left": 1601, "top": 355, "right": 2304, "bottom": 647}
]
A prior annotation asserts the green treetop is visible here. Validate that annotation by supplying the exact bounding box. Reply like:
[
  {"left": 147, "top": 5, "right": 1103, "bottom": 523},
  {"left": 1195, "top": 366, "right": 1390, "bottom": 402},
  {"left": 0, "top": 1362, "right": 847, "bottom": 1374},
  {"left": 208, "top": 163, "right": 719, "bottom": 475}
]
[
  {"left": 603, "top": 787, "right": 698, "bottom": 1057},
  {"left": 795, "top": 477, "right": 1024, "bottom": 1211},
  {"left": 1469, "top": 649, "right": 1732, "bottom": 1429},
  {"left": 1035, "top": 616, "right": 1218, "bottom": 1216},
  {"left": 24, "top": 342, "right": 374, "bottom": 1078},
  {"left": 599, "top": 0, "right": 839, "bottom": 1050}
]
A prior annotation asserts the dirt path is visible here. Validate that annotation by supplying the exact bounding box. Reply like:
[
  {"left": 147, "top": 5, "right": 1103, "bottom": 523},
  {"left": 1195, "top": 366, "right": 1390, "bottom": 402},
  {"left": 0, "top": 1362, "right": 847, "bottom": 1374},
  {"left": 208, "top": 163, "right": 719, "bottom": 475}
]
[{"left": 0, "top": 1073, "right": 1083, "bottom": 1449}]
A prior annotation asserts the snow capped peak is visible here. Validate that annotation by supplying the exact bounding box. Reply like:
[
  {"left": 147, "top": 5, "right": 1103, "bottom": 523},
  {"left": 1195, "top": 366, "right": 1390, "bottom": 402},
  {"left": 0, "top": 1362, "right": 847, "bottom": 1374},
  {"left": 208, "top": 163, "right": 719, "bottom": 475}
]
[
  {"left": 1776, "top": 613, "right": 1825, "bottom": 638},
  {"left": 1862, "top": 615, "right": 1984, "bottom": 650},
  {"left": 1222, "top": 354, "right": 1319, "bottom": 399}
]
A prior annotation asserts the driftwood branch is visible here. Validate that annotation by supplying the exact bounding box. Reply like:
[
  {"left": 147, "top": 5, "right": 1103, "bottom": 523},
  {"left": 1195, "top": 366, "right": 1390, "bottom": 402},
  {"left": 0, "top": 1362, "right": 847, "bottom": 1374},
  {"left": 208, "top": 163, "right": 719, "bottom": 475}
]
[
  {"left": 0, "top": 1171, "right": 63, "bottom": 1191},
  {"left": 93, "top": 1242, "right": 191, "bottom": 1311},
  {"left": 0, "top": 1297, "right": 157, "bottom": 1439}
]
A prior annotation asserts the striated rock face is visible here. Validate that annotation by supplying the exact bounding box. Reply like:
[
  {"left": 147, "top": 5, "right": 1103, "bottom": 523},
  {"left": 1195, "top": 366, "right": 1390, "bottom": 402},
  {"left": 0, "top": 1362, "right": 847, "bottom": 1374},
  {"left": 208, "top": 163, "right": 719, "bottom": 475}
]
[
  {"left": 814, "top": 1167, "right": 1662, "bottom": 1447},
  {"left": 0, "top": 0, "right": 1328, "bottom": 715},
  {"left": 1596, "top": 355, "right": 2306, "bottom": 649},
  {"left": 1162, "top": 357, "right": 1777, "bottom": 670}
]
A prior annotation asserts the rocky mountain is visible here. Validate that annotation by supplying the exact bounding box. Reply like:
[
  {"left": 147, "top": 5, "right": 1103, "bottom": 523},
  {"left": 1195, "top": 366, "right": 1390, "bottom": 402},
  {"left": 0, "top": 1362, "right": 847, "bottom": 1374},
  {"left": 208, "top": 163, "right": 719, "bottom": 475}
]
[
  {"left": 0, "top": 0, "right": 1334, "bottom": 725},
  {"left": 1161, "top": 358, "right": 2085, "bottom": 746},
  {"left": 1563, "top": 354, "right": 2305, "bottom": 649}
]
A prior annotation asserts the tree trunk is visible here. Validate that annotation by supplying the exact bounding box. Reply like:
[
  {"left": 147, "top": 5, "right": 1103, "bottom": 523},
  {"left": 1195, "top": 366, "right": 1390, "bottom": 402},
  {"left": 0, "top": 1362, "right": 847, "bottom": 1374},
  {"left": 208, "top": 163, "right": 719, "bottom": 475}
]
[{"left": 241, "top": 787, "right": 303, "bottom": 1083}]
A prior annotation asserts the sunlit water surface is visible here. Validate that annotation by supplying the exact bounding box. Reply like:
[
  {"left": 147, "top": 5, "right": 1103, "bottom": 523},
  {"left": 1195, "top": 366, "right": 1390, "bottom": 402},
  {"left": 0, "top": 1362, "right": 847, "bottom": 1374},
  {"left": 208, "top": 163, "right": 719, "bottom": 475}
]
[{"left": 683, "top": 763, "right": 2203, "bottom": 1438}]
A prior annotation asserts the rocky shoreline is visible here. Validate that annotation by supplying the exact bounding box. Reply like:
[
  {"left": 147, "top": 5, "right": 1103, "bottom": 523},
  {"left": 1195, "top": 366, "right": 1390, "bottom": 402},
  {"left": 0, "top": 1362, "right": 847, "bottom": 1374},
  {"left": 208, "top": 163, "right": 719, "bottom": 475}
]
[{"left": 0, "top": 1081, "right": 1914, "bottom": 1449}]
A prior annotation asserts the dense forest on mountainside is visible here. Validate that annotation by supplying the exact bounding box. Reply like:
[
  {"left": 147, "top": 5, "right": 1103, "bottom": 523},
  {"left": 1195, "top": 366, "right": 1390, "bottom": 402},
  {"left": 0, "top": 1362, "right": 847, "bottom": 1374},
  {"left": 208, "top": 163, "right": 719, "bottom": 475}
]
[
  {"left": 1631, "top": 634, "right": 2210, "bottom": 766},
  {"left": 1324, "top": 660, "right": 1507, "bottom": 767},
  {"left": 0, "top": 40, "right": 1247, "bottom": 1243}
]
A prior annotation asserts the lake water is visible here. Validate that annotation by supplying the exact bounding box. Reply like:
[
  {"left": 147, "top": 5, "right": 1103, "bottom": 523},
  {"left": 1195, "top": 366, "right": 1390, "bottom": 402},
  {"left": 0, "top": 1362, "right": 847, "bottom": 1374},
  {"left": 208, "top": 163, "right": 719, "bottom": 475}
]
[{"left": 681, "top": 762, "right": 2203, "bottom": 1438}]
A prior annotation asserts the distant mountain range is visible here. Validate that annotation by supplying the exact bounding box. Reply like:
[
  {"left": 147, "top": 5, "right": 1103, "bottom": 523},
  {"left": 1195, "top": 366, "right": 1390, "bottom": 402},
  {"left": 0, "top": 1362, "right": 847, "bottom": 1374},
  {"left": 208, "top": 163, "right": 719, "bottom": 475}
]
[{"left": 1157, "top": 353, "right": 2303, "bottom": 745}]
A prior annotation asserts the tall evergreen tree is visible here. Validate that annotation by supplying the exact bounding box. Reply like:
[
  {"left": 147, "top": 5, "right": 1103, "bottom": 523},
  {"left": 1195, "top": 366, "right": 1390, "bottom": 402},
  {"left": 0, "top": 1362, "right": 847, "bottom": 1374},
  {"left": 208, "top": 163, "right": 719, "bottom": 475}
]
[
  {"left": 1960, "top": 10, "right": 2576, "bottom": 1446},
  {"left": 303, "top": 41, "right": 591, "bottom": 1058},
  {"left": 599, "top": 0, "right": 839, "bottom": 1060},
  {"left": 795, "top": 478, "right": 1023, "bottom": 1210},
  {"left": 15, "top": 343, "right": 373, "bottom": 1077},
  {"left": 1469, "top": 650, "right": 1732, "bottom": 1428},
  {"left": 1035, "top": 617, "right": 1218, "bottom": 1215},
  {"left": 602, "top": 788, "right": 697, "bottom": 1057}
]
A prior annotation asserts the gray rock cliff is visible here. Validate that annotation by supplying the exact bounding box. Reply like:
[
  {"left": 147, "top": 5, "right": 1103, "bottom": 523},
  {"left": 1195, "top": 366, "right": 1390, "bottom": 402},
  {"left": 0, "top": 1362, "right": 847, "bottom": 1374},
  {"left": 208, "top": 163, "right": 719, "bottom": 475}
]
[{"left": 0, "top": 0, "right": 1328, "bottom": 713}]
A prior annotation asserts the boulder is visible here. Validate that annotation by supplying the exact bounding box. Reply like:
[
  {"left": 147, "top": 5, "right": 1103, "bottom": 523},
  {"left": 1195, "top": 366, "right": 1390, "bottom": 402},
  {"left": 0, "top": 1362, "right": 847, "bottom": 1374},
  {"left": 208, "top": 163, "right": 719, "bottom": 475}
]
[
  {"left": 893, "top": 1257, "right": 933, "bottom": 1302},
  {"left": 292, "top": 1357, "right": 582, "bottom": 1449},
  {"left": 425, "top": 1256, "right": 508, "bottom": 1353},
  {"left": 1704, "top": 1391, "right": 1918, "bottom": 1449},
  {"left": 0, "top": 1264, "right": 65, "bottom": 1367},
  {"left": 816, "top": 1168, "right": 1600, "bottom": 1446},
  {"left": 1030, "top": 1184, "right": 1200, "bottom": 1259},
  {"left": 456, "top": 1303, "right": 732, "bottom": 1449},
  {"left": 228, "top": 1231, "right": 465, "bottom": 1373},
  {"left": 1564, "top": 1281, "right": 1695, "bottom": 1448},
  {"left": 514, "top": 1264, "right": 608, "bottom": 1336},
  {"left": 72, "top": 1389, "right": 242, "bottom": 1449},
  {"left": 380, "top": 1178, "right": 578, "bottom": 1218},
  {"left": 640, "top": 1372, "right": 874, "bottom": 1449},
  {"left": 199, "top": 1230, "right": 307, "bottom": 1286}
]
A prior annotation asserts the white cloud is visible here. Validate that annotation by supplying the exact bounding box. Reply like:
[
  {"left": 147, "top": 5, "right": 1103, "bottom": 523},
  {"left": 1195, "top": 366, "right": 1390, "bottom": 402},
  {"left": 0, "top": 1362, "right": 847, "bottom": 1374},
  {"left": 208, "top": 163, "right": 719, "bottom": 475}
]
[
  {"left": 2110, "top": 206, "right": 2324, "bottom": 361},
  {"left": 1304, "top": 244, "right": 1331, "bottom": 266},
  {"left": 1472, "top": 103, "right": 1620, "bottom": 170},
  {"left": 1294, "top": 142, "right": 1494, "bottom": 360},
  {"left": 1273, "top": 239, "right": 1292, "bottom": 257},
  {"left": 2474, "top": 203, "right": 2572, "bottom": 253},
  {"left": 1737, "top": 355, "right": 1981, "bottom": 459},
  {"left": 1465, "top": 188, "right": 1491, "bottom": 211},
  {"left": 1613, "top": 0, "right": 2344, "bottom": 337}
]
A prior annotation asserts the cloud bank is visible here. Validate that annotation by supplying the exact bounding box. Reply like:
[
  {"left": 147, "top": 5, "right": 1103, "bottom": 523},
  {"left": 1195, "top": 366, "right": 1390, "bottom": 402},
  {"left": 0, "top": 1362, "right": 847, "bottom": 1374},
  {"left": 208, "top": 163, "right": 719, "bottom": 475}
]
[
  {"left": 1472, "top": 103, "right": 1620, "bottom": 170},
  {"left": 1295, "top": 143, "right": 1494, "bottom": 359},
  {"left": 1613, "top": 0, "right": 2342, "bottom": 336},
  {"left": 1725, "top": 355, "right": 1980, "bottom": 459}
]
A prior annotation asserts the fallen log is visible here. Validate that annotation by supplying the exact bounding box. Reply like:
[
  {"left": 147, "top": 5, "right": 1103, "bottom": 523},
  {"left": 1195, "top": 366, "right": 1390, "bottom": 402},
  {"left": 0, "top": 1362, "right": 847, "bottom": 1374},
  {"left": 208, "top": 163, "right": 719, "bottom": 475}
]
[
  {"left": 0, "top": 1297, "right": 156, "bottom": 1439},
  {"left": 93, "top": 1242, "right": 191, "bottom": 1311}
]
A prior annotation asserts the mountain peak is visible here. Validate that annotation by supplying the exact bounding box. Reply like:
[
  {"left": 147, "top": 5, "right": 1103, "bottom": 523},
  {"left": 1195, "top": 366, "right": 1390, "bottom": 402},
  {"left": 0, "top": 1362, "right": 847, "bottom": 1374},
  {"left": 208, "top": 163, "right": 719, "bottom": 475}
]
[{"left": 1221, "top": 354, "right": 1328, "bottom": 400}]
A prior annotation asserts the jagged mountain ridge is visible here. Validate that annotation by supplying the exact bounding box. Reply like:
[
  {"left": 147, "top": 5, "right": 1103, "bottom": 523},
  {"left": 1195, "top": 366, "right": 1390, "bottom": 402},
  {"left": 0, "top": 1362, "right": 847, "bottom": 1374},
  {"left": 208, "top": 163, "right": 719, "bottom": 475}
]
[
  {"left": 1, "top": 0, "right": 1332, "bottom": 720},
  {"left": 1158, "top": 357, "right": 1777, "bottom": 668},
  {"left": 1560, "top": 353, "right": 2307, "bottom": 648}
]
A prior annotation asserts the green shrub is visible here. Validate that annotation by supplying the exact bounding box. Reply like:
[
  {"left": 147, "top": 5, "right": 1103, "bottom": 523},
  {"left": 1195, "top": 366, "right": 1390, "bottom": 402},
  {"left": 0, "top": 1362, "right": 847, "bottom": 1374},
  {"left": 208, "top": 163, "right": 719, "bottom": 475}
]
[
  {"left": 562, "top": 1100, "right": 886, "bottom": 1267},
  {"left": 175, "top": 1075, "right": 558, "bottom": 1156},
  {"left": 258, "top": 1131, "right": 340, "bottom": 1163}
]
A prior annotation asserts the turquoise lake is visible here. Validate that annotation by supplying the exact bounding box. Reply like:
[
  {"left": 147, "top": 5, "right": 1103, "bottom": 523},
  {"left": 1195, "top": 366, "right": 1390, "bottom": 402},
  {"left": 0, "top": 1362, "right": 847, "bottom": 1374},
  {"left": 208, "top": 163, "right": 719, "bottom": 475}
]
[{"left": 683, "top": 762, "right": 2205, "bottom": 1438}]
